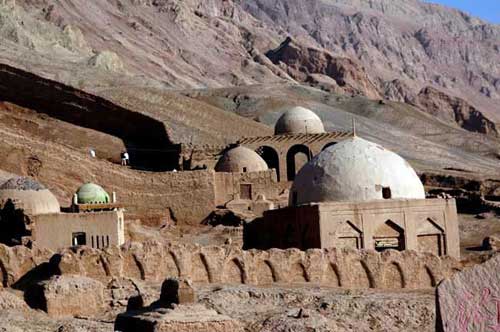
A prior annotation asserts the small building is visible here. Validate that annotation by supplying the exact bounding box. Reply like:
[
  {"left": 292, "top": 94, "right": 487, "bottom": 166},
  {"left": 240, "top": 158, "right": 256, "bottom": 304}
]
[
  {"left": 238, "top": 106, "right": 350, "bottom": 182},
  {"left": 213, "top": 145, "right": 282, "bottom": 215},
  {"left": 0, "top": 177, "right": 125, "bottom": 250},
  {"left": 215, "top": 145, "right": 268, "bottom": 174},
  {"left": 0, "top": 177, "right": 61, "bottom": 245},
  {"left": 247, "top": 136, "right": 460, "bottom": 259},
  {"left": 183, "top": 106, "right": 350, "bottom": 182},
  {"left": 33, "top": 182, "right": 125, "bottom": 250}
]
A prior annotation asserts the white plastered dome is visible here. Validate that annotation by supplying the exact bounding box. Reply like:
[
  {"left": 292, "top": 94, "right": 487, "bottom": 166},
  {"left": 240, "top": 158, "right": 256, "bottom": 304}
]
[
  {"left": 275, "top": 106, "right": 325, "bottom": 135},
  {"left": 0, "top": 177, "right": 60, "bottom": 215},
  {"left": 290, "top": 136, "right": 425, "bottom": 205},
  {"left": 215, "top": 146, "right": 268, "bottom": 173}
]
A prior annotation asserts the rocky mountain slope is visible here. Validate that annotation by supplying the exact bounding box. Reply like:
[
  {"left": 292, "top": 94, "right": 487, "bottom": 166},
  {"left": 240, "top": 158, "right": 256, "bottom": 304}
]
[
  {"left": 0, "top": 0, "right": 498, "bottom": 132},
  {"left": 0, "top": 0, "right": 499, "bottom": 219},
  {"left": 242, "top": 0, "right": 500, "bottom": 120}
]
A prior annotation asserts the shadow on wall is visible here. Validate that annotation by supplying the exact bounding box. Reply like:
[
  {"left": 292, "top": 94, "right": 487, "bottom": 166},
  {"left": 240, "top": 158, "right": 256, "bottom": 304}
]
[
  {"left": 19, "top": 254, "right": 63, "bottom": 310},
  {"left": 0, "top": 200, "right": 30, "bottom": 246},
  {"left": 0, "top": 64, "right": 178, "bottom": 171}
]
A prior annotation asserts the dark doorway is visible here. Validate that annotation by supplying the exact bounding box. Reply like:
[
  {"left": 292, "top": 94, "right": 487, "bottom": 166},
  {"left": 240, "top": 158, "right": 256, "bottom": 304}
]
[
  {"left": 240, "top": 184, "right": 252, "bottom": 200},
  {"left": 256, "top": 146, "right": 280, "bottom": 181},
  {"left": 286, "top": 145, "right": 311, "bottom": 181},
  {"left": 382, "top": 187, "right": 392, "bottom": 199},
  {"left": 0, "top": 200, "right": 30, "bottom": 246}
]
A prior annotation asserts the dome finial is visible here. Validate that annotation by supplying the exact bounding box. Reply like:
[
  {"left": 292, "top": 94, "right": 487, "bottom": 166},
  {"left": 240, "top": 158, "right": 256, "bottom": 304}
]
[{"left": 352, "top": 117, "right": 357, "bottom": 137}]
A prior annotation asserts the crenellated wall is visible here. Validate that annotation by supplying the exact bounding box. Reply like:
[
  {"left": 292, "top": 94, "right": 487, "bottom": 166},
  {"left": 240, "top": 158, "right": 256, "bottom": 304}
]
[{"left": 47, "top": 242, "right": 462, "bottom": 289}]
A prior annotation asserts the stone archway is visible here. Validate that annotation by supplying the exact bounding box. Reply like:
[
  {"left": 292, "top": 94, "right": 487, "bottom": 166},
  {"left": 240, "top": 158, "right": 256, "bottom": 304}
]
[
  {"left": 286, "top": 144, "right": 311, "bottom": 181},
  {"left": 256, "top": 146, "right": 280, "bottom": 181}
]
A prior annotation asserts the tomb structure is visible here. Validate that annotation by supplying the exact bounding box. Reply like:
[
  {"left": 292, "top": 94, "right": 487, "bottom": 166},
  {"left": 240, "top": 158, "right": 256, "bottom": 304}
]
[
  {"left": 0, "top": 177, "right": 125, "bottom": 250},
  {"left": 202, "top": 106, "right": 350, "bottom": 214},
  {"left": 214, "top": 145, "right": 268, "bottom": 173},
  {"left": 249, "top": 136, "right": 460, "bottom": 259},
  {"left": 184, "top": 106, "right": 350, "bottom": 183},
  {"left": 238, "top": 106, "right": 350, "bottom": 182}
]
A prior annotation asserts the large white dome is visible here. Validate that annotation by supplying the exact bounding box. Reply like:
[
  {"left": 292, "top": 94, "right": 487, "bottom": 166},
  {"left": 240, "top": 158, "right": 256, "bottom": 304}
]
[
  {"left": 215, "top": 146, "right": 268, "bottom": 173},
  {"left": 275, "top": 106, "right": 325, "bottom": 135},
  {"left": 290, "top": 137, "right": 425, "bottom": 205}
]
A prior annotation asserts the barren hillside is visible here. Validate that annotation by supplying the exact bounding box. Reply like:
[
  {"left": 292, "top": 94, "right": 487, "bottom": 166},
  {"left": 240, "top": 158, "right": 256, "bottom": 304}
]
[
  {"left": 0, "top": 0, "right": 498, "bottom": 126},
  {"left": 0, "top": 0, "right": 499, "bottom": 223}
]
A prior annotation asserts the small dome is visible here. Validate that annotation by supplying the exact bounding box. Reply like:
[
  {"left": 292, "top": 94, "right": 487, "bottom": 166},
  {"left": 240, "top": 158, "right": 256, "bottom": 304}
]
[
  {"left": 76, "top": 183, "right": 110, "bottom": 204},
  {"left": 215, "top": 146, "right": 268, "bottom": 173},
  {"left": 290, "top": 137, "right": 425, "bottom": 205},
  {"left": 0, "top": 177, "right": 60, "bottom": 215},
  {"left": 275, "top": 106, "right": 326, "bottom": 135}
]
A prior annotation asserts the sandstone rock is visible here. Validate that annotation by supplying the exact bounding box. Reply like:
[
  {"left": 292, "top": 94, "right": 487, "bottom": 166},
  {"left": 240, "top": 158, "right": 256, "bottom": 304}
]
[
  {"left": 26, "top": 275, "right": 105, "bottom": 318},
  {"left": 115, "top": 303, "right": 243, "bottom": 332},
  {"left": 483, "top": 234, "right": 500, "bottom": 251},
  {"left": 414, "top": 86, "right": 498, "bottom": 137},
  {"left": 88, "top": 51, "right": 125, "bottom": 73},
  {"left": 61, "top": 25, "right": 91, "bottom": 53},
  {"left": 260, "top": 308, "right": 334, "bottom": 332},
  {"left": 266, "top": 37, "right": 381, "bottom": 99},
  {"left": 0, "top": 326, "right": 22, "bottom": 332},
  {"left": 0, "top": 290, "right": 28, "bottom": 311},
  {"left": 438, "top": 254, "right": 500, "bottom": 332},
  {"left": 475, "top": 211, "right": 495, "bottom": 220},
  {"left": 160, "top": 278, "right": 196, "bottom": 305}
]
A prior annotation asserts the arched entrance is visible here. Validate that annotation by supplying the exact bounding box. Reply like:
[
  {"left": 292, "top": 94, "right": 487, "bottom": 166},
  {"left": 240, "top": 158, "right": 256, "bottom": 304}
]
[
  {"left": 286, "top": 145, "right": 311, "bottom": 181},
  {"left": 256, "top": 146, "right": 280, "bottom": 181},
  {"left": 374, "top": 220, "right": 405, "bottom": 252}
]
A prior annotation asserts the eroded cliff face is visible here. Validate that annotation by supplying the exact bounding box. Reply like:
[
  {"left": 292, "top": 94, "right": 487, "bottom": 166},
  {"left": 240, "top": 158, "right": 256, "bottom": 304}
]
[
  {"left": 0, "top": 0, "right": 497, "bottom": 128},
  {"left": 241, "top": 0, "right": 500, "bottom": 122},
  {"left": 414, "top": 87, "right": 498, "bottom": 136},
  {"left": 266, "top": 37, "right": 381, "bottom": 99}
]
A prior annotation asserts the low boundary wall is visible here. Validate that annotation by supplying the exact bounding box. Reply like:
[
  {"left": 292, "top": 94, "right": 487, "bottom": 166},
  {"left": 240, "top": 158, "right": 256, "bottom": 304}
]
[{"left": 0, "top": 242, "right": 462, "bottom": 290}]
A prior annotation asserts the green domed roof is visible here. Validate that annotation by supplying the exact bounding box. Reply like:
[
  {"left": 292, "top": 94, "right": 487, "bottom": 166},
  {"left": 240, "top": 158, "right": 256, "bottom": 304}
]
[{"left": 76, "top": 183, "right": 110, "bottom": 204}]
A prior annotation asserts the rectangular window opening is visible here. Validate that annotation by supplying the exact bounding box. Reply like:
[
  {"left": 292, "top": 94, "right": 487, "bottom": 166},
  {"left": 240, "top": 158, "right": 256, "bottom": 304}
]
[{"left": 72, "top": 232, "right": 86, "bottom": 246}]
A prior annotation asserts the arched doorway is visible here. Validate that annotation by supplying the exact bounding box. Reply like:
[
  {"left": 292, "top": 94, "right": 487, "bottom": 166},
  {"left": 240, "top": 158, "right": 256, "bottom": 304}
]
[
  {"left": 286, "top": 145, "right": 311, "bottom": 181},
  {"left": 374, "top": 220, "right": 405, "bottom": 252},
  {"left": 256, "top": 146, "right": 280, "bottom": 181}
]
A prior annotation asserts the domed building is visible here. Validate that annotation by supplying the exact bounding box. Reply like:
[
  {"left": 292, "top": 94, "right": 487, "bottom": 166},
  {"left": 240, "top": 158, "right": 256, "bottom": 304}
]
[
  {"left": 248, "top": 136, "right": 460, "bottom": 259},
  {"left": 0, "top": 177, "right": 60, "bottom": 215},
  {"left": 22, "top": 181, "right": 125, "bottom": 251},
  {"left": 0, "top": 177, "right": 61, "bottom": 245},
  {"left": 235, "top": 106, "right": 350, "bottom": 182},
  {"left": 75, "top": 183, "right": 110, "bottom": 205},
  {"left": 290, "top": 137, "right": 425, "bottom": 205},
  {"left": 215, "top": 146, "right": 268, "bottom": 173},
  {"left": 274, "top": 106, "right": 326, "bottom": 135}
]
